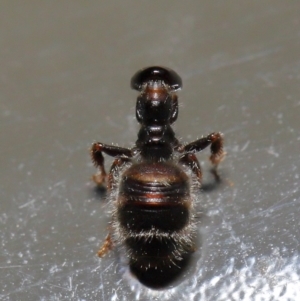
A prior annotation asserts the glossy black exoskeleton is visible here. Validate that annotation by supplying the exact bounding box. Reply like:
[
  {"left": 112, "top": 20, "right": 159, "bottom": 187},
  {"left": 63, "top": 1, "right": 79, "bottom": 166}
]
[{"left": 90, "top": 66, "right": 225, "bottom": 289}]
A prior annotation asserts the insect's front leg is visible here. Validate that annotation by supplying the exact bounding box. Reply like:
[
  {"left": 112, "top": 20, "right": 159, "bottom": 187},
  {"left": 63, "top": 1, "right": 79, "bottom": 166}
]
[
  {"left": 178, "top": 132, "right": 225, "bottom": 167},
  {"left": 90, "top": 142, "right": 132, "bottom": 187}
]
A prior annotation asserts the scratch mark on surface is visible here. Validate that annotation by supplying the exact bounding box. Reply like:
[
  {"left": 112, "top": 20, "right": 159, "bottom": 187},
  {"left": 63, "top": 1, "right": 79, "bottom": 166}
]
[
  {"left": 19, "top": 199, "right": 36, "bottom": 209},
  {"left": 46, "top": 283, "right": 69, "bottom": 290},
  {"left": 266, "top": 146, "right": 279, "bottom": 157},
  {"left": 185, "top": 47, "right": 282, "bottom": 78},
  {"left": 0, "top": 265, "right": 24, "bottom": 269},
  {"left": 68, "top": 276, "right": 73, "bottom": 291},
  {"left": 65, "top": 201, "right": 72, "bottom": 211},
  {"left": 100, "top": 273, "right": 105, "bottom": 301},
  {"left": 265, "top": 191, "right": 300, "bottom": 214},
  {"left": 92, "top": 261, "right": 114, "bottom": 274},
  {"left": 209, "top": 47, "right": 282, "bottom": 71},
  {"left": 53, "top": 180, "right": 66, "bottom": 188},
  {"left": 240, "top": 140, "right": 250, "bottom": 152}
]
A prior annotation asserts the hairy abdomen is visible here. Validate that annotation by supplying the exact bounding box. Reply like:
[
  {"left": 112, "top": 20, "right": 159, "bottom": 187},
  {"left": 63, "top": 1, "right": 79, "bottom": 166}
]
[{"left": 115, "top": 162, "right": 195, "bottom": 288}]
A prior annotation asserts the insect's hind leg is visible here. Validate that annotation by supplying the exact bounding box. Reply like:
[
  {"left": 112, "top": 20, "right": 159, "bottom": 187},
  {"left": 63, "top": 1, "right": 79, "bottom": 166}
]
[
  {"left": 179, "top": 153, "right": 202, "bottom": 186},
  {"left": 97, "top": 233, "right": 113, "bottom": 257},
  {"left": 97, "top": 156, "right": 132, "bottom": 257}
]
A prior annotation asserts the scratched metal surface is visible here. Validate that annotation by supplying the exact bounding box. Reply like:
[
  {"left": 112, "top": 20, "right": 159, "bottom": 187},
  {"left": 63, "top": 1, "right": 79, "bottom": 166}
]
[{"left": 1, "top": 2, "right": 300, "bottom": 301}]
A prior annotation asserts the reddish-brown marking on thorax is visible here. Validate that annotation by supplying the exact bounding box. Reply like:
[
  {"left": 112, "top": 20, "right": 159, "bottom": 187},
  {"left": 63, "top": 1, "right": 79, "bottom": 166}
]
[{"left": 143, "top": 85, "right": 169, "bottom": 100}]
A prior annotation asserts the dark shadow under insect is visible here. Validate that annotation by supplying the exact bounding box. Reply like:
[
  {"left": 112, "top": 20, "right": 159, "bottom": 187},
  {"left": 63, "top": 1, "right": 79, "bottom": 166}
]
[{"left": 90, "top": 66, "right": 225, "bottom": 289}]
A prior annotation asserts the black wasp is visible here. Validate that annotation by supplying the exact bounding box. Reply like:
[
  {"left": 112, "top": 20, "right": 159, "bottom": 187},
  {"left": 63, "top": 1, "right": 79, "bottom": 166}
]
[{"left": 90, "top": 66, "right": 225, "bottom": 289}]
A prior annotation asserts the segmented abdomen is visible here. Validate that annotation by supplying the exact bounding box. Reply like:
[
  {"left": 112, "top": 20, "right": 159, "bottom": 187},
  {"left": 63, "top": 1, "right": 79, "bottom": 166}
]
[{"left": 118, "top": 161, "right": 191, "bottom": 233}]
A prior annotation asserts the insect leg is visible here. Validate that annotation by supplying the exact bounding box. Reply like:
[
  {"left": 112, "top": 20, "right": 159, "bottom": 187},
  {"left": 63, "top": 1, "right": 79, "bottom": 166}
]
[
  {"left": 179, "top": 132, "right": 225, "bottom": 167},
  {"left": 95, "top": 156, "right": 132, "bottom": 257},
  {"left": 107, "top": 157, "right": 131, "bottom": 190},
  {"left": 90, "top": 142, "right": 132, "bottom": 186},
  {"left": 97, "top": 233, "right": 113, "bottom": 257},
  {"left": 179, "top": 153, "right": 202, "bottom": 185}
]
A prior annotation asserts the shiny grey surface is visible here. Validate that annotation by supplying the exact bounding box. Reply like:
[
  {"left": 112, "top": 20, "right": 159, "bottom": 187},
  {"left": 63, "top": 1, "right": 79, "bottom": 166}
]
[{"left": 1, "top": 2, "right": 300, "bottom": 300}]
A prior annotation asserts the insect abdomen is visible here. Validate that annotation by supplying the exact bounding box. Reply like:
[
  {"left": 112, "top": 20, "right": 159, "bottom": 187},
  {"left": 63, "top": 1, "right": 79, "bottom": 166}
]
[
  {"left": 118, "top": 162, "right": 191, "bottom": 232},
  {"left": 116, "top": 162, "right": 194, "bottom": 288}
]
